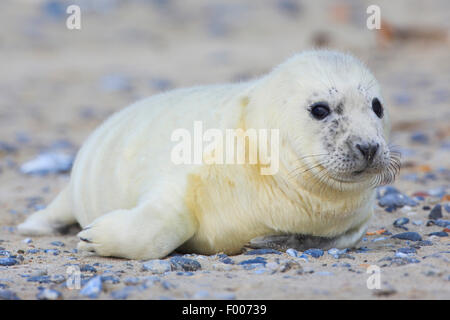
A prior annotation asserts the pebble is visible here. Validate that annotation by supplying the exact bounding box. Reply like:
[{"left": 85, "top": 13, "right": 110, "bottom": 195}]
[
  {"left": 0, "top": 258, "right": 18, "bottom": 266},
  {"left": 23, "top": 238, "right": 32, "bottom": 244},
  {"left": 428, "top": 187, "right": 446, "bottom": 198},
  {"left": 304, "top": 249, "right": 324, "bottom": 258},
  {"left": 432, "top": 219, "right": 450, "bottom": 228},
  {"left": 286, "top": 248, "right": 300, "bottom": 258},
  {"left": 50, "top": 241, "right": 65, "bottom": 247},
  {"left": 391, "top": 232, "right": 422, "bottom": 242},
  {"left": 141, "top": 259, "right": 172, "bottom": 274},
  {"left": 27, "top": 275, "right": 51, "bottom": 283},
  {"left": 44, "top": 249, "right": 60, "bottom": 256},
  {"left": 238, "top": 257, "right": 267, "bottom": 266},
  {"left": 20, "top": 152, "right": 73, "bottom": 175},
  {"left": 169, "top": 257, "right": 202, "bottom": 272},
  {"left": 80, "top": 264, "right": 97, "bottom": 273},
  {"left": 378, "top": 193, "right": 418, "bottom": 210},
  {"left": 100, "top": 74, "right": 131, "bottom": 92},
  {"left": 428, "top": 232, "right": 448, "bottom": 237},
  {"left": 36, "top": 288, "right": 62, "bottom": 300},
  {"left": 428, "top": 204, "right": 443, "bottom": 220},
  {"left": 393, "top": 217, "right": 410, "bottom": 227},
  {"left": 245, "top": 249, "right": 282, "bottom": 255},
  {"left": 80, "top": 276, "right": 103, "bottom": 299},
  {"left": 410, "top": 132, "right": 429, "bottom": 144},
  {"left": 0, "top": 250, "right": 11, "bottom": 257},
  {"left": 444, "top": 204, "right": 450, "bottom": 213},
  {"left": 0, "top": 290, "right": 19, "bottom": 300}
]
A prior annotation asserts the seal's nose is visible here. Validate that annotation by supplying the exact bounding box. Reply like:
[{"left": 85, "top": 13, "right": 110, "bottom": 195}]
[{"left": 356, "top": 143, "right": 379, "bottom": 163}]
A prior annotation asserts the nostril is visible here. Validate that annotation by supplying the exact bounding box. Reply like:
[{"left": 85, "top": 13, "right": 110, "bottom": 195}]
[{"left": 356, "top": 143, "right": 379, "bottom": 162}]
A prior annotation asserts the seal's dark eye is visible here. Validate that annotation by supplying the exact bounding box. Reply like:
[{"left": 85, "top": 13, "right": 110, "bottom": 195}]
[
  {"left": 310, "top": 103, "right": 330, "bottom": 120},
  {"left": 372, "top": 98, "right": 383, "bottom": 119}
]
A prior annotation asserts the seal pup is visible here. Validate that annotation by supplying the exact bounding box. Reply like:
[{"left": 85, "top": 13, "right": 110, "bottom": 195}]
[{"left": 18, "top": 50, "right": 400, "bottom": 259}]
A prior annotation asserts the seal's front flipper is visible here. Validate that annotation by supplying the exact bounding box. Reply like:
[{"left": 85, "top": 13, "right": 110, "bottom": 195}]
[{"left": 76, "top": 199, "right": 197, "bottom": 260}]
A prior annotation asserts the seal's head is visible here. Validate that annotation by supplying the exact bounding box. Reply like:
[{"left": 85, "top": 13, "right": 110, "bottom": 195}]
[{"left": 256, "top": 50, "right": 400, "bottom": 192}]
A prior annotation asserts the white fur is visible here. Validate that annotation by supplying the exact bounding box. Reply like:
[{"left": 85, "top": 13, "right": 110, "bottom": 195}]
[{"left": 18, "top": 50, "right": 389, "bottom": 259}]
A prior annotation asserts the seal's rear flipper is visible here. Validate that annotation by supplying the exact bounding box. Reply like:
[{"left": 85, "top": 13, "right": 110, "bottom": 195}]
[{"left": 17, "top": 187, "right": 76, "bottom": 235}]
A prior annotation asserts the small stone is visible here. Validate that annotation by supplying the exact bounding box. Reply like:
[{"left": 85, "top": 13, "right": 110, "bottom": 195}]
[
  {"left": 37, "top": 288, "right": 62, "bottom": 300},
  {"left": 428, "top": 204, "right": 443, "bottom": 220},
  {"left": 428, "top": 187, "right": 446, "bottom": 198},
  {"left": 286, "top": 248, "right": 300, "bottom": 258},
  {"left": 412, "top": 220, "right": 423, "bottom": 226},
  {"left": 0, "top": 290, "right": 19, "bottom": 300},
  {"left": 433, "top": 219, "right": 450, "bottom": 227},
  {"left": 27, "top": 275, "right": 51, "bottom": 283},
  {"left": 0, "top": 250, "right": 11, "bottom": 257},
  {"left": 393, "top": 217, "right": 409, "bottom": 227},
  {"left": 50, "top": 241, "right": 65, "bottom": 247},
  {"left": 100, "top": 74, "right": 131, "bottom": 92},
  {"left": 0, "top": 258, "right": 18, "bottom": 266},
  {"left": 238, "top": 257, "right": 267, "bottom": 266},
  {"left": 396, "top": 247, "right": 417, "bottom": 255},
  {"left": 410, "top": 132, "right": 429, "bottom": 144},
  {"left": 80, "top": 264, "right": 97, "bottom": 273},
  {"left": 20, "top": 152, "right": 73, "bottom": 175},
  {"left": 391, "top": 232, "right": 422, "bottom": 242},
  {"left": 304, "top": 249, "right": 324, "bottom": 258},
  {"left": 80, "top": 276, "right": 103, "bottom": 298},
  {"left": 244, "top": 249, "right": 282, "bottom": 255},
  {"left": 169, "top": 257, "right": 202, "bottom": 272},
  {"left": 427, "top": 232, "right": 448, "bottom": 237},
  {"left": 141, "top": 259, "right": 172, "bottom": 274},
  {"left": 23, "top": 238, "right": 32, "bottom": 244},
  {"left": 44, "top": 249, "right": 60, "bottom": 256}
]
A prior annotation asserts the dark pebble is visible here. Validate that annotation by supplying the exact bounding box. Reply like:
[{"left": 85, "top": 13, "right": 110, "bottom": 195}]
[
  {"left": 238, "top": 257, "right": 267, "bottom": 266},
  {"left": 428, "top": 204, "right": 443, "bottom": 220},
  {"left": 422, "top": 206, "right": 431, "bottom": 210},
  {"left": 101, "top": 275, "right": 120, "bottom": 284},
  {"left": 393, "top": 217, "right": 409, "bottom": 227},
  {"left": 0, "top": 250, "right": 11, "bottom": 257},
  {"left": 304, "top": 249, "right": 324, "bottom": 258},
  {"left": 433, "top": 219, "right": 450, "bottom": 228},
  {"left": 80, "top": 264, "right": 97, "bottom": 273},
  {"left": 391, "top": 232, "right": 422, "bottom": 242},
  {"left": 410, "top": 132, "right": 429, "bottom": 144},
  {"left": 0, "top": 290, "right": 19, "bottom": 300},
  {"left": 428, "top": 232, "right": 448, "bottom": 237},
  {"left": 220, "top": 257, "right": 235, "bottom": 265},
  {"left": 244, "top": 249, "right": 282, "bottom": 255},
  {"left": 169, "top": 257, "right": 202, "bottom": 272},
  {"left": 27, "top": 276, "right": 51, "bottom": 283},
  {"left": 416, "top": 240, "right": 433, "bottom": 246},
  {"left": 0, "top": 258, "right": 18, "bottom": 266},
  {"left": 50, "top": 241, "right": 65, "bottom": 247},
  {"left": 80, "top": 276, "right": 103, "bottom": 298},
  {"left": 378, "top": 193, "right": 417, "bottom": 209},
  {"left": 444, "top": 204, "right": 450, "bottom": 213},
  {"left": 397, "top": 247, "right": 417, "bottom": 254}
]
